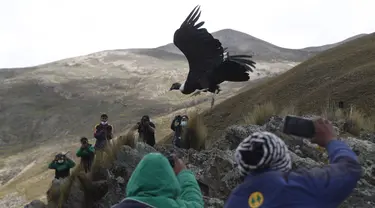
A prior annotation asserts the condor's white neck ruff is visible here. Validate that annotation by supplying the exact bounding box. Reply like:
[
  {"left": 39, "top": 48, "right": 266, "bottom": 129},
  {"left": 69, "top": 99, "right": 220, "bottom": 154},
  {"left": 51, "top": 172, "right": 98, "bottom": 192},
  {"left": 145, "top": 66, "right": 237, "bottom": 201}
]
[{"left": 179, "top": 82, "right": 185, "bottom": 91}]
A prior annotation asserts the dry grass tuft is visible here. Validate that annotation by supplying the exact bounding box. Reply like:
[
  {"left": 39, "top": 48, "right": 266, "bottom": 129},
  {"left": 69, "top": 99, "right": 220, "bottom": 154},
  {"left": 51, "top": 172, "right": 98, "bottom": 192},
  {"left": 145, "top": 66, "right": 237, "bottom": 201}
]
[
  {"left": 344, "top": 107, "right": 374, "bottom": 136},
  {"left": 182, "top": 110, "right": 207, "bottom": 150},
  {"left": 279, "top": 104, "right": 297, "bottom": 117},
  {"left": 243, "top": 100, "right": 374, "bottom": 137},
  {"left": 48, "top": 129, "right": 137, "bottom": 207},
  {"left": 321, "top": 104, "right": 375, "bottom": 136},
  {"left": 244, "top": 102, "right": 277, "bottom": 125}
]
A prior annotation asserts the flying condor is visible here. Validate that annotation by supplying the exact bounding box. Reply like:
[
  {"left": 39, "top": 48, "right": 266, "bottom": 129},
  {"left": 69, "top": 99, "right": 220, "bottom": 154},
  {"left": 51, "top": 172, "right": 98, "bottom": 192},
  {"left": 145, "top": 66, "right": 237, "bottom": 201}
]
[{"left": 169, "top": 5, "right": 256, "bottom": 108}]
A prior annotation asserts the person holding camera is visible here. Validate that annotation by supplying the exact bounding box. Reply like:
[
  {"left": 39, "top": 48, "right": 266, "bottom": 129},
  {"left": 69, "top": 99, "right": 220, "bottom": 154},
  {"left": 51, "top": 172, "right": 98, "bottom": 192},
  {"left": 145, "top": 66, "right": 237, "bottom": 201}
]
[
  {"left": 76, "top": 137, "right": 95, "bottom": 173},
  {"left": 171, "top": 115, "right": 182, "bottom": 147},
  {"left": 136, "top": 115, "right": 156, "bottom": 147},
  {"left": 48, "top": 153, "right": 76, "bottom": 179},
  {"left": 94, "top": 113, "right": 114, "bottom": 150},
  {"left": 111, "top": 153, "right": 204, "bottom": 208},
  {"left": 171, "top": 115, "right": 189, "bottom": 148},
  {"left": 225, "top": 118, "right": 362, "bottom": 208}
]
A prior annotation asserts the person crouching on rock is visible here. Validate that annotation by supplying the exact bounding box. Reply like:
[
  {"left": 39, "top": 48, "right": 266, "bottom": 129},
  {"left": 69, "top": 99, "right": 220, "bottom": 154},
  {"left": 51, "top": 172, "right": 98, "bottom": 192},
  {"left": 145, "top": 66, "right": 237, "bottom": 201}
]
[
  {"left": 48, "top": 153, "right": 76, "bottom": 180},
  {"left": 225, "top": 118, "right": 362, "bottom": 208},
  {"left": 76, "top": 137, "right": 95, "bottom": 173},
  {"left": 111, "top": 153, "right": 204, "bottom": 208}
]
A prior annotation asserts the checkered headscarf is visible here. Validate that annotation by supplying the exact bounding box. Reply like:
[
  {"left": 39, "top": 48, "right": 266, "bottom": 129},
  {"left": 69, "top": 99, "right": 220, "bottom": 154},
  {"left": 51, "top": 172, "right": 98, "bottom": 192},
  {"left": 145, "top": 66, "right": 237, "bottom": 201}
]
[{"left": 235, "top": 131, "right": 292, "bottom": 176}]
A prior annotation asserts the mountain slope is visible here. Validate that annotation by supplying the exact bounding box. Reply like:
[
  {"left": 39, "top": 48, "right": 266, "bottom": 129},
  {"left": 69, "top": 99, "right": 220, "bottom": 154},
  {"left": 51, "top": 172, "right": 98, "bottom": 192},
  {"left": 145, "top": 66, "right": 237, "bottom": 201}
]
[
  {"left": 202, "top": 32, "right": 375, "bottom": 141},
  {"left": 0, "top": 28, "right": 366, "bottom": 152},
  {"left": 158, "top": 29, "right": 366, "bottom": 62},
  {"left": 301, "top": 33, "right": 368, "bottom": 53},
  {"left": 0, "top": 47, "right": 297, "bottom": 152},
  {"left": 158, "top": 29, "right": 317, "bottom": 62}
]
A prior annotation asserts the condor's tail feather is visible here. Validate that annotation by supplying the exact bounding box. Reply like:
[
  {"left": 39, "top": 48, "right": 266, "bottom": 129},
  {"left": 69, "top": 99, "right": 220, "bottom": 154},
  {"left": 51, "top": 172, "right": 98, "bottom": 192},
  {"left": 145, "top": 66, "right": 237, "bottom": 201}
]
[
  {"left": 215, "top": 54, "right": 256, "bottom": 83},
  {"left": 228, "top": 54, "right": 256, "bottom": 72}
]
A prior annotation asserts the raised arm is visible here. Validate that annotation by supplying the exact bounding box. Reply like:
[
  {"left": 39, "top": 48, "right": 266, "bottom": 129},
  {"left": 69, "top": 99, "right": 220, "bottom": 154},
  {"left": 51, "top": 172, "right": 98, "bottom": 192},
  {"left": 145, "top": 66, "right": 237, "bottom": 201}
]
[
  {"left": 148, "top": 122, "right": 155, "bottom": 133},
  {"left": 293, "top": 139, "right": 361, "bottom": 206},
  {"left": 171, "top": 118, "right": 176, "bottom": 131},
  {"left": 172, "top": 155, "right": 204, "bottom": 208},
  {"left": 177, "top": 170, "right": 204, "bottom": 207},
  {"left": 291, "top": 117, "right": 362, "bottom": 207},
  {"left": 48, "top": 161, "right": 57, "bottom": 169}
]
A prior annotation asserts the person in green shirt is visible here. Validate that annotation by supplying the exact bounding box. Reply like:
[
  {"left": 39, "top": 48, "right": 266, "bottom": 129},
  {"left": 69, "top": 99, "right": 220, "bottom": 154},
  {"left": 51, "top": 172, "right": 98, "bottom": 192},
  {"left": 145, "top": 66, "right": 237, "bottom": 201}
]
[
  {"left": 48, "top": 153, "right": 76, "bottom": 179},
  {"left": 76, "top": 137, "right": 95, "bottom": 173}
]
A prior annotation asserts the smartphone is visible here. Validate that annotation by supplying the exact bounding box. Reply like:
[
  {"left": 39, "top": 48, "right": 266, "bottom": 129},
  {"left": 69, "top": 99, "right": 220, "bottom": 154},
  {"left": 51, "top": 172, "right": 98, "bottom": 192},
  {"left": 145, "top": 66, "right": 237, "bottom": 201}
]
[{"left": 283, "top": 115, "right": 315, "bottom": 138}]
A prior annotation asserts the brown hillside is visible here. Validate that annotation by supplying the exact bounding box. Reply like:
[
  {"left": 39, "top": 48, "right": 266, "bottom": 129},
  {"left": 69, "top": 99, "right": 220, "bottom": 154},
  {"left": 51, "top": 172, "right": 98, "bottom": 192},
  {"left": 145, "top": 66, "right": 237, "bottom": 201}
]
[{"left": 203, "top": 33, "right": 375, "bottom": 142}]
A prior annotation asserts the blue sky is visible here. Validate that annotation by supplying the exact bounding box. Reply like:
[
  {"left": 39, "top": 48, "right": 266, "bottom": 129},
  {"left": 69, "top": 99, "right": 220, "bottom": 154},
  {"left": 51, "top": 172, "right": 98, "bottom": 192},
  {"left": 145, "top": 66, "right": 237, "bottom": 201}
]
[{"left": 1, "top": 0, "right": 374, "bottom": 68}]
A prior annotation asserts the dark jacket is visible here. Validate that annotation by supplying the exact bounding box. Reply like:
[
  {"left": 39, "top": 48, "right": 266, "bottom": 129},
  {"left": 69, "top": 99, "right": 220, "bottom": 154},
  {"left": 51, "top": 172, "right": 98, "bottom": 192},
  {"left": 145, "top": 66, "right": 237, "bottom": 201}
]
[
  {"left": 48, "top": 158, "right": 76, "bottom": 179},
  {"left": 225, "top": 140, "right": 362, "bottom": 208},
  {"left": 171, "top": 116, "right": 183, "bottom": 137},
  {"left": 111, "top": 153, "right": 203, "bottom": 208},
  {"left": 138, "top": 122, "right": 156, "bottom": 147},
  {"left": 94, "top": 123, "right": 113, "bottom": 149}
]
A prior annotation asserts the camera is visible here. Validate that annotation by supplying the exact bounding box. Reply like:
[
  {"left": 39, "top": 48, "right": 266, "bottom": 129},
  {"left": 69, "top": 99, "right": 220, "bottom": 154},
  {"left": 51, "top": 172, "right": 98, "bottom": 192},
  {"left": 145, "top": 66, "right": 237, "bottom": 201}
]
[{"left": 167, "top": 155, "right": 175, "bottom": 168}]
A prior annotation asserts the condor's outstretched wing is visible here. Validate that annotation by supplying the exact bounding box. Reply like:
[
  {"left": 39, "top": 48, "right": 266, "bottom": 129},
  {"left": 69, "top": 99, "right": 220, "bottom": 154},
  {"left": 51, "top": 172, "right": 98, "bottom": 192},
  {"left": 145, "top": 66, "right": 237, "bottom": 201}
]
[{"left": 173, "top": 5, "right": 224, "bottom": 91}]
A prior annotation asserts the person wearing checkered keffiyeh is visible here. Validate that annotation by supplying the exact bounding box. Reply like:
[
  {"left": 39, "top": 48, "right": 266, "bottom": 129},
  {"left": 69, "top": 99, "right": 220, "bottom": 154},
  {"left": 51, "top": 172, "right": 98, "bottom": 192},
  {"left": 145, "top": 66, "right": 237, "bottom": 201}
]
[
  {"left": 234, "top": 131, "right": 292, "bottom": 176},
  {"left": 225, "top": 124, "right": 361, "bottom": 208}
]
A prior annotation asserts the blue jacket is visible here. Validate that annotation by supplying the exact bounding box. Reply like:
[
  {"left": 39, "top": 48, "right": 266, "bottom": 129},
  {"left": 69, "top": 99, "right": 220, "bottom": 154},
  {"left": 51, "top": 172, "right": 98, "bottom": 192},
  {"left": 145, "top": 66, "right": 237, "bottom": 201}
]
[{"left": 225, "top": 140, "right": 362, "bottom": 208}]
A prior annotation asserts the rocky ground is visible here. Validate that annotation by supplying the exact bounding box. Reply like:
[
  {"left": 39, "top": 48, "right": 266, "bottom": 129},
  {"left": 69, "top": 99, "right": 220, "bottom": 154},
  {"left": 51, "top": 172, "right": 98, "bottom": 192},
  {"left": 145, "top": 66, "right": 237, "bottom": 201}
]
[{"left": 24, "top": 116, "right": 375, "bottom": 208}]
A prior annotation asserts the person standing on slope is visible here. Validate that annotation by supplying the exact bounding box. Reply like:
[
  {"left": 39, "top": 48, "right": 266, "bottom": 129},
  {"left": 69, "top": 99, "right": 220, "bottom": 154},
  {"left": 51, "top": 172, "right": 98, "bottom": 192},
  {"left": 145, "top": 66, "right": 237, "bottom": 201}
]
[
  {"left": 171, "top": 115, "right": 183, "bottom": 148},
  {"left": 76, "top": 137, "right": 95, "bottom": 173},
  {"left": 171, "top": 115, "right": 189, "bottom": 148},
  {"left": 48, "top": 153, "right": 76, "bottom": 180},
  {"left": 136, "top": 115, "right": 156, "bottom": 147},
  {"left": 94, "top": 114, "right": 114, "bottom": 151},
  {"left": 110, "top": 153, "right": 204, "bottom": 208},
  {"left": 225, "top": 118, "right": 362, "bottom": 208}
]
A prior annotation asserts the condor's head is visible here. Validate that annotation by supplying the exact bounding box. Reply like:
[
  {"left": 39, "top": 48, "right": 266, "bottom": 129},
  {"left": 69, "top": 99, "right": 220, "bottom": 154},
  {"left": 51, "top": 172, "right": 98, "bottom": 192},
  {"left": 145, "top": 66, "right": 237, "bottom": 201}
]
[{"left": 169, "top": 82, "right": 182, "bottom": 91}]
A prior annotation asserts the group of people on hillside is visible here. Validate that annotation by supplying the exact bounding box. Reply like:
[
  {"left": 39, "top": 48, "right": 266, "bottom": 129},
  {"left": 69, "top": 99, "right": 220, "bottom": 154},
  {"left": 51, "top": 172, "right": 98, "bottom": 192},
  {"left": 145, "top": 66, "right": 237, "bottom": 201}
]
[
  {"left": 47, "top": 113, "right": 362, "bottom": 208},
  {"left": 111, "top": 117, "right": 362, "bottom": 208},
  {"left": 48, "top": 113, "right": 158, "bottom": 180}
]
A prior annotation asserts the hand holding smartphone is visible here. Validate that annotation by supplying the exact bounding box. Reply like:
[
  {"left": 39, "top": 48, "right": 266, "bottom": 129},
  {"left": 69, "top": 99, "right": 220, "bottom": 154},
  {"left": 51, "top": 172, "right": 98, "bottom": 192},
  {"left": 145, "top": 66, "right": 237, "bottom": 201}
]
[{"left": 283, "top": 115, "right": 316, "bottom": 138}]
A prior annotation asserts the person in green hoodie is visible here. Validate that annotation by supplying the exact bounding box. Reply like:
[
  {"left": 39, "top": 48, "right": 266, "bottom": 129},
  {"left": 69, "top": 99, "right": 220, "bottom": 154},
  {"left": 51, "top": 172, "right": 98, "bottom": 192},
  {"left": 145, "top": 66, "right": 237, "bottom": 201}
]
[
  {"left": 48, "top": 153, "right": 76, "bottom": 179},
  {"left": 76, "top": 137, "right": 95, "bottom": 173},
  {"left": 111, "top": 153, "right": 204, "bottom": 208}
]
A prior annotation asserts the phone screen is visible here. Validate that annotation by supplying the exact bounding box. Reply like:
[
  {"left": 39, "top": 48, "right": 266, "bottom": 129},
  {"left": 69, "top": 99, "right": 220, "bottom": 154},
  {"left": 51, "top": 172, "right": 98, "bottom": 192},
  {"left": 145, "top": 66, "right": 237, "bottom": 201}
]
[{"left": 283, "top": 116, "right": 315, "bottom": 138}]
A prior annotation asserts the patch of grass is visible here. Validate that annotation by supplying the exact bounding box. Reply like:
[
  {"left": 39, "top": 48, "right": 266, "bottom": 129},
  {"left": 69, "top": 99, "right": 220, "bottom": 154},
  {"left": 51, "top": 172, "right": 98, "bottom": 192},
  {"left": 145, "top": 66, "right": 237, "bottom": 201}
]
[
  {"left": 0, "top": 159, "right": 4, "bottom": 169},
  {"left": 343, "top": 107, "right": 374, "bottom": 136},
  {"left": 50, "top": 129, "right": 137, "bottom": 207},
  {"left": 279, "top": 104, "right": 297, "bottom": 117},
  {"left": 243, "top": 102, "right": 277, "bottom": 125},
  {"left": 182, "top": 110, "right": 207, "bottom": 150},
  {"left": 320, "top": 103, "right": 375, "bottom": 136},
  {"left": 241, "top": 99, "right": 375, "bottom": 137}
]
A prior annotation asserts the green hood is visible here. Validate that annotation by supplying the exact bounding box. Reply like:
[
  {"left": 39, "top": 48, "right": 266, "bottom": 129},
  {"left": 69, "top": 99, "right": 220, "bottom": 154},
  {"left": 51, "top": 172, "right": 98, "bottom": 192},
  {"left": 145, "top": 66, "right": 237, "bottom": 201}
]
[
  {"left": 126, "top": 153, "right": 181, "bottom": 205},
  {"left": 125, "top": 152, "right": 204, "bottom": 208}
]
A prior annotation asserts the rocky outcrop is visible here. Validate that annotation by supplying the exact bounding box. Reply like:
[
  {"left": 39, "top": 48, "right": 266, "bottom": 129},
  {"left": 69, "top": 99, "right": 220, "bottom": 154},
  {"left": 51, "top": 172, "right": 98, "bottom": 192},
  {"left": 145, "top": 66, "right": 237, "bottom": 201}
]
[{"left": 24, "top": 116, "right": 375, "bottom": 208}]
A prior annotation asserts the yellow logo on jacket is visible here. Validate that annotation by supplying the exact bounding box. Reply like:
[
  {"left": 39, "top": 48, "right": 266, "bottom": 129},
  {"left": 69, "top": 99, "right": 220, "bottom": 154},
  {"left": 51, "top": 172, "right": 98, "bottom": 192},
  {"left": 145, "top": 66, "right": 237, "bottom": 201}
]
[{"left": 248, "top": 191, "right": 264, "bottom": 208}]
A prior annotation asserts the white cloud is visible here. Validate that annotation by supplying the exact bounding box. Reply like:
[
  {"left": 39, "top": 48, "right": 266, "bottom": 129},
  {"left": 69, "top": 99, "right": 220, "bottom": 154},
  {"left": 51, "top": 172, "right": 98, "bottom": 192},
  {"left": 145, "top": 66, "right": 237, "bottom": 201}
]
[{"left": 0, "top": 0, "right": 374, "bottom": 68}]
